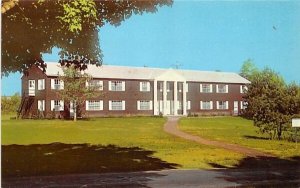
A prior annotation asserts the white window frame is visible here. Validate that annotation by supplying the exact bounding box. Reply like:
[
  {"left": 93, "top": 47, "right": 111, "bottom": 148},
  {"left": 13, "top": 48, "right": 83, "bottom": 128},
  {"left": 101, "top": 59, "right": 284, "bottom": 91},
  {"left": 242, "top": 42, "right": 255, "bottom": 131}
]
[
  {"left": 38, "top": 79, "right": 45, "bottom": 90},
  {"left": 109, "top": 100, "right": 125, "bottom": 111},
  {"left": 140, "top": 82, "right": 150, "bottom": 92},
  {"left": 87, "top": 80, "right": 103, "bottom": 90},
  {"left": 51, "top": 79, "right": 64, "bottom": 90},
  {"left": 51, "top": 100, "right": 64, "bottom": 111},
  {"left": 137, "top": 100, "right": 153, "bottom": 110},
  {"left": 240, "top": 101, "right": 248, "bottom": 110},
  {"left": 187, "top": 101, "right": 191, "bottom": 110},
  {"left": 38, "top": 100, "right": 45, "bottom": 111},
  {"left": 109, "top": 81, "right": 125, "bottom": 91},
  {"left": 200, "top": 84, "right": 212, "bottom": 93},
  {"left": 200, "top": 101, "right": 213, "bottom": 110},
  {"left": 216, "top": 84, "right": 228, "bottom": 93},
  {"left": 86, "top": 100, "right": 103, "bottom": 111},
  {"left": 216, "top": 101, "right": 228, "bottom": 110},
  {"left": 240, "top": 85, "right": 248, "bottom": 94}
]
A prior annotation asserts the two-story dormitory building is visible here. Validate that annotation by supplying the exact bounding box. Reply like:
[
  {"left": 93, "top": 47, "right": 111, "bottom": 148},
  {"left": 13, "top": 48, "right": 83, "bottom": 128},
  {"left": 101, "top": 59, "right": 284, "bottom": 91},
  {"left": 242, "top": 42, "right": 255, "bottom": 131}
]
[{"left": 18, "top": 63, "right": 250, "bottom": 118}]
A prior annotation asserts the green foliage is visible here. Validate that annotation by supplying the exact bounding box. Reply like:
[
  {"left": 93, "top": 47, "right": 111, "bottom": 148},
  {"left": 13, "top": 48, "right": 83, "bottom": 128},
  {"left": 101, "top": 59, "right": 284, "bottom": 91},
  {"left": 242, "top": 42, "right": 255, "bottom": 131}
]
[
  {"left": 2, "top": 0, "right": 173, "bottom": 75},
  {"left": 1, "top": 93, "right": 21, "bottom": 114},
  {"left": 57, "top": 64, "right": 100, "bottom": 121},
  {"left": 58, "top": 0, "right": 97, "bottom": 32},
  {"left": 243, "top": 67, "right": 300, "bottom": 140},
  {"left": 239, "top": 59, "right": 259, "bottom": 80}
]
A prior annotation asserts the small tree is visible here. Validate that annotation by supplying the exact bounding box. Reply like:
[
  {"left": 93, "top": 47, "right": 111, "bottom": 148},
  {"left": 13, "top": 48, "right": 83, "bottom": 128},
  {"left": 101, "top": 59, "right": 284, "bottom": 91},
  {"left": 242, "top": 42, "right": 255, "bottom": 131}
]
[
  {"left": 58, "top": 64, "right": 100, "bottom": 121},
  {"left": 243, "top": 67, "right": 300, "bottom": 140},
  {"left": 239, "top": 59, "right": 259, "bottom": 80}
]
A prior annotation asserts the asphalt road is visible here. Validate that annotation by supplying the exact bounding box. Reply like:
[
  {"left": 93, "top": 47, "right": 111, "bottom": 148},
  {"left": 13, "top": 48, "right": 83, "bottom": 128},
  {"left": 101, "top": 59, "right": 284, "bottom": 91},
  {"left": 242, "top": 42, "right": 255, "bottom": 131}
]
[{"left": 3, "top": 168, "right": 300, "bottom": 188}]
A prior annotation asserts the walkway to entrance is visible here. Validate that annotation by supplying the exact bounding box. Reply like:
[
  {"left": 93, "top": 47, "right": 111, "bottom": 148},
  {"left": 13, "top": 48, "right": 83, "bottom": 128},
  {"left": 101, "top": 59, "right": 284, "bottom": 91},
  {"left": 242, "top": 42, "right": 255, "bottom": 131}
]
[{"left": 163, "top": 117, "right": 273, "bottom": 157}]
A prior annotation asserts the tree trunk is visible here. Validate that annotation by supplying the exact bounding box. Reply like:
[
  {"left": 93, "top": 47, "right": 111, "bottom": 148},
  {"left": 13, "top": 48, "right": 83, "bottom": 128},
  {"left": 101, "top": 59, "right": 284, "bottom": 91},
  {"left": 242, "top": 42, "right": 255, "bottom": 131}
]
[{"left": 277, "top": 124, "right": 282, "bottom": 140}]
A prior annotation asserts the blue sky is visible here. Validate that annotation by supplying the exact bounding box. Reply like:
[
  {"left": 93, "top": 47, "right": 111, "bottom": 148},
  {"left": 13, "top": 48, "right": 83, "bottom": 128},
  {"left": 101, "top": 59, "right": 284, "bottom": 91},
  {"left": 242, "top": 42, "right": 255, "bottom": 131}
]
[{"left": 2, "top": 1, "right": 300, "bottom": 96}]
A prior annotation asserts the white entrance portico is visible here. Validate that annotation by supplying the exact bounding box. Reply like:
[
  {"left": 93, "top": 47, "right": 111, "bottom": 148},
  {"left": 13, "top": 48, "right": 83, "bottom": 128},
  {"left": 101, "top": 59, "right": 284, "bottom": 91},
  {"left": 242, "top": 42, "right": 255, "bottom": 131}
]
[{"left": 153, "top": 69, "right": 187, "bottom": 116}]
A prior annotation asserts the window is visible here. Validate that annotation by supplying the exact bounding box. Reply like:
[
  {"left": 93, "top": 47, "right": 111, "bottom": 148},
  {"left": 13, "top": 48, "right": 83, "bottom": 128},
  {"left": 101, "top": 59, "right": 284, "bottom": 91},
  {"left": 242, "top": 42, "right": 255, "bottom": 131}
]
[
  {"left": 28, "top": 80, "right": 35, "bottom": 96},
  {"left": 178, "top": 84, "right": 182, "bottom": 92},
  {"left": 178, "top": 101, "right": 182, "bottom": 110},
  {"left": 38, "top": 100, "right": 45, "bottom": 111},
  {"left": 54, "top": 100, "right": 60, "bottom": 111},
  {"left": 137, "top": 100, "right": 152, "bottom": 110},
  {"left": 51, "top": 79, "right": 64, "bottom": 90},
  {"left": 240, "top": 101, "right": 247, "bottom": 110},
  {"left": 167, "top": 82, "right": 170, "bottom": 92},
  {"left": 109, "top": 81, "right": 125, "bottom": 91},
  {"left": 240, "top": 85, "right": 248, "bottom": 94},
  {"left": 88, "top": 80, "right": 103, "bottom": 90},
  {"left": 86, "top": 100, "right": 103, "bottom": 111},
  {"left": 200, "top": 101, "right": 213, "bottom": 110},
  {"left": 109, "top": 100, "right": 125, "bottom": 110},
  {"left": 54, "top": 79, "right": 60, "bottom": 90},
  {"left": 140, "top": 82, "right": 150, "bottom": 92},
  {"left": 217, "top": 101, "right": 228, "bottom": 110},
  {"left": 38, "top": 79, "right": 45, "bottom": 90},
  {"left": 29, "top": 80, "right": 35, "bottom": 88},
  {"left": 51, "top": 100, "right": 64, "bottom": 111},
  {"left": 159, "top": 82, "right": 163, "bottom": 92},
  {"left": 187, "top": 101, "right": 191, "bottom": 110},
  {"left": 216, "top": 84, "right": 228, "bottom": 93},
  {"left": 200, "top": 84, "right": 212, "bottom": 93}
]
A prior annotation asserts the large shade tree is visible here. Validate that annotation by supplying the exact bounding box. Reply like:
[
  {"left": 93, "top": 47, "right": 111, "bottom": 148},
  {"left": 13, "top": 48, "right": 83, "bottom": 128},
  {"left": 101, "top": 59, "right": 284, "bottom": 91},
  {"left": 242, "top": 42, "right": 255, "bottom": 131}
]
[{"left": 1, "top": 0, "right": 172, "bottom": 75}]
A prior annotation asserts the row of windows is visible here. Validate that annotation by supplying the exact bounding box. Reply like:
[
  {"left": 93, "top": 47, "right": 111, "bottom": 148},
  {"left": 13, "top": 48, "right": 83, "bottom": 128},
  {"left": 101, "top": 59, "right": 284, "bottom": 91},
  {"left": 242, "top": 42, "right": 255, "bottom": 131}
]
[
  {"left": 31, "top": 79, "right": 247, "bottom": 94},
  {"left": 38, "top": 100, "right": 153, "bottom": 111},
  {"left": 199, "top": 101, "right": 247, "bottom": 110},
  {"left": 38, "top": 100, "right": 247, "bottom": 112}
]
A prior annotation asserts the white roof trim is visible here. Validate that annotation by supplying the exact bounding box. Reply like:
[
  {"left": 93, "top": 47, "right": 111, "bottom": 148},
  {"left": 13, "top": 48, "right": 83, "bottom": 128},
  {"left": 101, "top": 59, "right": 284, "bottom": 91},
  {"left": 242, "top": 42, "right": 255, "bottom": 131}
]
[
  {"left": 43, "top": 62, "right": 250, "bottom": 84},
  {"left": 155, "top": 69, "right": 186, "bottom": 82}
]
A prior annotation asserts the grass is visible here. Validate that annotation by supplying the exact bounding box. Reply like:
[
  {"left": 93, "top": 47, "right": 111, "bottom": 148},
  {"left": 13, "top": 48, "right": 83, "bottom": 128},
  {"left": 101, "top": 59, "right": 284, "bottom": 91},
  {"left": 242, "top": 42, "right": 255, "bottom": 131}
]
[
  {"left": 2, "top": 116, "right": 244, "bottom": 175},
  {"left": 179, "top": 117, "right": 300, "bottom": 158}
]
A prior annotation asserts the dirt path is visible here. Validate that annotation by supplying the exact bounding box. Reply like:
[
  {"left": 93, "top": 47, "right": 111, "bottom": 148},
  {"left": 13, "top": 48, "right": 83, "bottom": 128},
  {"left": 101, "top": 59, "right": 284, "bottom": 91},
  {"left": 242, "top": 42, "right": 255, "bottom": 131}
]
[{"left": 164, "top": 117, "right": 273, "bottom": 157}]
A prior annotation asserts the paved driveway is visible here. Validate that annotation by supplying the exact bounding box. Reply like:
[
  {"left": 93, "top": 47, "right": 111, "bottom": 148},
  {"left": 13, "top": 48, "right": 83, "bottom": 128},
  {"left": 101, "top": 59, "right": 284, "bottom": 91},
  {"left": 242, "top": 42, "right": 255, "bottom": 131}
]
[{"left": 3, "top": 168, "right": 300, "bottom": 187}]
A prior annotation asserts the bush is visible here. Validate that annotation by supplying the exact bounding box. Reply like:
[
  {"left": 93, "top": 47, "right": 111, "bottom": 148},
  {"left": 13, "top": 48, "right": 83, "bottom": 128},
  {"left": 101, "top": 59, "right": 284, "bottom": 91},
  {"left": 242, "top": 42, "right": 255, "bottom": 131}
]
[{"left": 1, "top": 93, "right": 21, "bottom": 114}]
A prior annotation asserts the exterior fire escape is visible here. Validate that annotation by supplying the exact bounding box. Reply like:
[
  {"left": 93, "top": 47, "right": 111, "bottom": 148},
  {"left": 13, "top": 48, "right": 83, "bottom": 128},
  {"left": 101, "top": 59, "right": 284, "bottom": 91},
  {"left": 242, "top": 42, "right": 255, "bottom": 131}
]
[{"left": 17, "top": 80, "right": 35, "bottom": 118}]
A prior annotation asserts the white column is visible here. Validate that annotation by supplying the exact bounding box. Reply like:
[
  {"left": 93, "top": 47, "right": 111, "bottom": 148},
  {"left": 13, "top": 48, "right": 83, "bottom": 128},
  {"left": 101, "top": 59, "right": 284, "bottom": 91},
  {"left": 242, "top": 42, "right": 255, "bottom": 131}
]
[
  {"left": 174, "top": 81, "right": 178, "bottom": 115},
  {"left": 183, "top": 81, "right": 187, "bottom": 115},
  {"left": 163, "top": 81, "right": 167, "bottom": 115},
  {"left": 153, "top": 80, "right": 158, "bottom": 115}
]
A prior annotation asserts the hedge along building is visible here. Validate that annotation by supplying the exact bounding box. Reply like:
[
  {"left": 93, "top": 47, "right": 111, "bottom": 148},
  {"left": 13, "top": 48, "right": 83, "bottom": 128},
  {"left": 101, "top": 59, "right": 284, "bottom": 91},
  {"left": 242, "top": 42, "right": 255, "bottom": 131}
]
[{"left": 19, "top": 63, "right": 250, "bottom": 118}]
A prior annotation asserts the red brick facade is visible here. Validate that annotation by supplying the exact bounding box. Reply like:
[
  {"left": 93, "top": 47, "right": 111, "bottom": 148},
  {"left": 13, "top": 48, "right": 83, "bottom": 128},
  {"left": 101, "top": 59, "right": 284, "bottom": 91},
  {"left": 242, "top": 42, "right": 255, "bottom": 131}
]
[{"left": 19, "top": 65, "right": 248, "bottom": 118}]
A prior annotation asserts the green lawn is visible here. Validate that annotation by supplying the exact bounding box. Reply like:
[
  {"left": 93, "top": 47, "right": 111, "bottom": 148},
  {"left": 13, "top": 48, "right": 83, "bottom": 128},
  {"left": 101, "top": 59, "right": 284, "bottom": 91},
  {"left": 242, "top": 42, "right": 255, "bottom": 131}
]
[
  {"left": 179, "top": 117, "right": 300, "bottom": 158},
  {"left": 2, "top": 116, "right": 243, "bottom": 175}
]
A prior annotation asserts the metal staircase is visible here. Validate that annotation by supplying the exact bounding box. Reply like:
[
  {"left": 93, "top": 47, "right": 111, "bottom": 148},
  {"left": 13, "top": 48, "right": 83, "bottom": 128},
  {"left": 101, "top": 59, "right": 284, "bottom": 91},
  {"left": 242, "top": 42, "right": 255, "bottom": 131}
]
[{"left": 17, "top": 92, "right": 35, "bottom": 118}]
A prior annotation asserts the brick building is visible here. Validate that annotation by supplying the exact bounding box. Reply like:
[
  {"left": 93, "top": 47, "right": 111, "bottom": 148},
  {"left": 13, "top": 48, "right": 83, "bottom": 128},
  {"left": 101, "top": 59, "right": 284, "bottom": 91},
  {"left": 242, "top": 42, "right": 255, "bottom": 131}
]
[{"left": 19, "top": 63, "right": 250, "bottom": 118}]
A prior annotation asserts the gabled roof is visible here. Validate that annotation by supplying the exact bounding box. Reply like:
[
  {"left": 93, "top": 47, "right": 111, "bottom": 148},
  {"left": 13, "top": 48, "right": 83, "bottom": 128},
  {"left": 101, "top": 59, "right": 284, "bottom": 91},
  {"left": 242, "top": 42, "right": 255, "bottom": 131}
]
[{"left": 44, "top": 62, "right": 250, "bottom": 84}]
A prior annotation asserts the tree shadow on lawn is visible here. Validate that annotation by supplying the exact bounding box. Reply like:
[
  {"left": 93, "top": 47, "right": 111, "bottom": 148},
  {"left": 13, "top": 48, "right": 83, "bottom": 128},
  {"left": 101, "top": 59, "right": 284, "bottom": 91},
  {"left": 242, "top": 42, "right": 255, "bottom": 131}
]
[
  {"left": 243, "top": 135, "right": 269, "bottom": 140},
  {"left": 2, "top": 143, "right": 178, "bottom": 178},
  {"left": 209, "top": 156, "right": 300, "bottom": 187}
]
